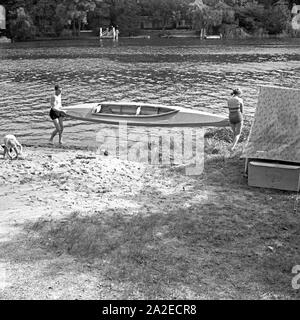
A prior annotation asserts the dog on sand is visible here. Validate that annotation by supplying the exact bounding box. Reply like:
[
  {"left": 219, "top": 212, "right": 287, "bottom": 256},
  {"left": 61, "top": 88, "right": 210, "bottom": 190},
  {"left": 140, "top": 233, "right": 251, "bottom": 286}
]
[{"left": 1, "top": 135, "right": 23, "bottom": 160}]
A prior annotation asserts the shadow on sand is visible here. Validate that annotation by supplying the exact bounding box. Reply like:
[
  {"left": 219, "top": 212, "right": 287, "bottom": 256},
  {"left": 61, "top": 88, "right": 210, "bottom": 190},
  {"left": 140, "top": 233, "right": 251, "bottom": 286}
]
[{"left": 0, "top": 153, "right": 299, "bottom": 299}]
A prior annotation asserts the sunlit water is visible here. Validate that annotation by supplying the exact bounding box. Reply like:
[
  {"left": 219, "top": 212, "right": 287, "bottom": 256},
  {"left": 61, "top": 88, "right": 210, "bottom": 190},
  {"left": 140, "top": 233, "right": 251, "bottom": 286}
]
[{"left": 0, "top": 38, "right": 299, "bottom": 153}]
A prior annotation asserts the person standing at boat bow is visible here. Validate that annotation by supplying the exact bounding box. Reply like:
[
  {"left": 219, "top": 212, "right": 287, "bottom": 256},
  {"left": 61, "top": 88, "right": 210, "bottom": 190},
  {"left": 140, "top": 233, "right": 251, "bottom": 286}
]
[
  {"left": 49, "top": 84, "right": 66, "bottom": 145},
  {"left": 226, "top": 88, "right": 244, "bottom": 151}
]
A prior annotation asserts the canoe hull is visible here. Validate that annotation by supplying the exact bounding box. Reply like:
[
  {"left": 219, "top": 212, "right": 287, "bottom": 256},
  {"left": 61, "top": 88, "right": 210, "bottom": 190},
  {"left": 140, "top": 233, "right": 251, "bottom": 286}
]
[{"left": 62, "top": 102, "right": 229, "bottom": 127}]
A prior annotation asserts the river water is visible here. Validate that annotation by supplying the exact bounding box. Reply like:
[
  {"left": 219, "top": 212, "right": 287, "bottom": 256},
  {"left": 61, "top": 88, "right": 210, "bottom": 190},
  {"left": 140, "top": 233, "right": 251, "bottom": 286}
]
[{"left": 0, "top": 37, "right": 299, "bottom": 151}]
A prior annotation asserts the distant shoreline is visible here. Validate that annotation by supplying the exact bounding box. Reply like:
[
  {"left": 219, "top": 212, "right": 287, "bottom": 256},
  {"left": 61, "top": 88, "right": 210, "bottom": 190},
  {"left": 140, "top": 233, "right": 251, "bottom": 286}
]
[
  {"left": 3, "top": 28, "right": 299, "bottom": 43},
  {"left": 5, "top": 35, "right": 298, "bottom": 43}
]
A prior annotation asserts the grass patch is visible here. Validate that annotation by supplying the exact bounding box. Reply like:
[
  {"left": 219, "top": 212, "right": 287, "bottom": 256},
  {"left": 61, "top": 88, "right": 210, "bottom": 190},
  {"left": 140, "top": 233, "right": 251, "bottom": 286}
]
[{"left": 204, "top": 118, "right": 252, "bottom": 144}]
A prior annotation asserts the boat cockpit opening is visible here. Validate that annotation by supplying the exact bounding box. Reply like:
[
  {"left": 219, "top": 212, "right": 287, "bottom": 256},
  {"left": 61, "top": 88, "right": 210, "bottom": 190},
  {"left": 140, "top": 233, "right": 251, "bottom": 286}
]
[{"left": 93, "top": 104, "right": 175, "bottom": 116}]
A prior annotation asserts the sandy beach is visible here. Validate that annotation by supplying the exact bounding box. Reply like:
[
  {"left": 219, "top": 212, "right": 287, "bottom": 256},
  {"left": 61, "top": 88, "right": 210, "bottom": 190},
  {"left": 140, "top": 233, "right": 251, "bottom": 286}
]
[{"left": 0, "top": 128, "right": 299, "bottom": 299}]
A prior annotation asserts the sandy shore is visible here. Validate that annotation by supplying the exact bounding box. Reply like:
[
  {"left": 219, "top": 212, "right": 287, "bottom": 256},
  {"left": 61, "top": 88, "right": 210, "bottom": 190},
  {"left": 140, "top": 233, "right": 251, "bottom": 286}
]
[
  {"left": 0, "top": 145, "right": 174, "bottom": 238},
  {"left": 0, "top": 139, "right": 299, "bottom": 299}
]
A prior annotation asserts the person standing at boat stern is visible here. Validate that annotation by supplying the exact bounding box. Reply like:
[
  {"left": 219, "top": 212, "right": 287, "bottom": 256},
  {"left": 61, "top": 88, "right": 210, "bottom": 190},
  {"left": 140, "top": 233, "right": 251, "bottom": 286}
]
[
  {"left": 226, "top": 88, "right": 244, "bottom": 151},
  {"left": 49, "top": 84, "right": 66, "bottom": 145}
]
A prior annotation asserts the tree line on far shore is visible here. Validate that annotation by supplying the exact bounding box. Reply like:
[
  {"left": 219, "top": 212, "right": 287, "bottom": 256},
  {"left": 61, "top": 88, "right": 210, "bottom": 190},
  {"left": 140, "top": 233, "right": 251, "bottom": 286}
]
[{"left": 0, "top": 0, "right": 299, "bottom": 41}]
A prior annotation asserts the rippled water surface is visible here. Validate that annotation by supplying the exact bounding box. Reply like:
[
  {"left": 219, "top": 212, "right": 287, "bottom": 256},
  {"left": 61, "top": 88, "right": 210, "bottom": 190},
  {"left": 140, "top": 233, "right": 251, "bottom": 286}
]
[{"left": 0, "top": 38, "right": 299, "bottom": 149}]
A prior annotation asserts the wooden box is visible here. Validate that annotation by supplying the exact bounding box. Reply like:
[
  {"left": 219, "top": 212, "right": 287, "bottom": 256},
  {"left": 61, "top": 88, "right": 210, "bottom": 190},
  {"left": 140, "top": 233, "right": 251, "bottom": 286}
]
[{"left": 248, "top": 161, "right": 300, "bottom": 191}]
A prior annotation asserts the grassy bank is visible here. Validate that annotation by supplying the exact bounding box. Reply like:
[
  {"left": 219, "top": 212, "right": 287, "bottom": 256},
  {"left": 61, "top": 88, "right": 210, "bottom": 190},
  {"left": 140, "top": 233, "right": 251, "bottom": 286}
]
[{"left": 0, "top": 122, "right": 299, "bottom": 299}]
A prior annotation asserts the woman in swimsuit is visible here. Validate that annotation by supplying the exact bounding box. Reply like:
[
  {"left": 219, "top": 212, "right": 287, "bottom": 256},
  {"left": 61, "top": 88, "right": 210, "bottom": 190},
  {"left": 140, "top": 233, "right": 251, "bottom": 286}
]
[
  {"left": 49, "top": 84, "right": 66, "bottom": 145},
  {"left": 226, "top": 88, "right": 244, "bottom": 151}
]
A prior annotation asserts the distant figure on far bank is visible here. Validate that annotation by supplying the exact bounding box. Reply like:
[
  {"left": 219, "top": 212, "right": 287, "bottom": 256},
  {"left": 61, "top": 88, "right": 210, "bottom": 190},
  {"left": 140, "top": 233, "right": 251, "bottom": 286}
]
[
  {"left": 115, "top": 26, "right": 119, "bottom": 40},
  {"left": 49, "top": 84, "right": 66, "bottom": 145},
  {"left": 226, "top": 88, "right": 244, "bottom": 151}
]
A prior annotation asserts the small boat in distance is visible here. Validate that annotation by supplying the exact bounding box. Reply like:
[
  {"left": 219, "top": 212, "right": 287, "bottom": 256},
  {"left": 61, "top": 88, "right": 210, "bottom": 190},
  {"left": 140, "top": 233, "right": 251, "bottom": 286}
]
[
  {"left": 62, "top": 102, "right": 229, "bottom": 127},
  {"left": 204, "top": 35, "right": 222, "bottom": 40}
]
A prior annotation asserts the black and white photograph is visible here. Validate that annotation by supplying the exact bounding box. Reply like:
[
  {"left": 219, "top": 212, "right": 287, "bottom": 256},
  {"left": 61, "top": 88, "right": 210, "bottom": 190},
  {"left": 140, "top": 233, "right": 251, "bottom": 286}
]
[{"left": 0, "top": 0, "right": 299, "bottom": 304}]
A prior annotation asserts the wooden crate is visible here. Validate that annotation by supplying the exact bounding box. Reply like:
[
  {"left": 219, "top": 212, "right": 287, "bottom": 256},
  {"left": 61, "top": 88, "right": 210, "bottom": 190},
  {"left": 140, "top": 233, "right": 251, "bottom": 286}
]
[{"left": 248, "top": 161, "right": 300, "bottom": 191}]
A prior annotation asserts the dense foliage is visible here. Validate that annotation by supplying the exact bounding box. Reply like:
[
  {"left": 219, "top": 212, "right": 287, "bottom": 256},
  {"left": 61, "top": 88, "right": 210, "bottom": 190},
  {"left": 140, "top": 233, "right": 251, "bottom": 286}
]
[{"left": 0, "top": 0, "right": 299, "bottom": 40}]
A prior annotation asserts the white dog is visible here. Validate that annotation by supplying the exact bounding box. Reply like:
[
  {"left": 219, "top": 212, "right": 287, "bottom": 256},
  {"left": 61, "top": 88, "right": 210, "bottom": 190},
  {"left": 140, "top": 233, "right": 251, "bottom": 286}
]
[{"left": 2, "top": 135, "right": 23, "bottom": 160}]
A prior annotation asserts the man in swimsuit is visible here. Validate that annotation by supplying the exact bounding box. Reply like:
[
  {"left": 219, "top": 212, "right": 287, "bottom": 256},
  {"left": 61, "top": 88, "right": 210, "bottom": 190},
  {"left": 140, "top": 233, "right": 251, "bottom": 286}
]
[
  {"left": 49, "top": 84, "right": 66, "bottom": 145},
  {"left": 226, "top": 88, "right": 244, "bottom": 151}
]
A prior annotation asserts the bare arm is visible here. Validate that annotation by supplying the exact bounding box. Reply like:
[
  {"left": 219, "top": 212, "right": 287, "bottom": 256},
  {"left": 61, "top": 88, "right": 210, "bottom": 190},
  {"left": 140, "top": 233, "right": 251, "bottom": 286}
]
[{"left": 240, "top": 101, "right": 244, "bottom": 113}]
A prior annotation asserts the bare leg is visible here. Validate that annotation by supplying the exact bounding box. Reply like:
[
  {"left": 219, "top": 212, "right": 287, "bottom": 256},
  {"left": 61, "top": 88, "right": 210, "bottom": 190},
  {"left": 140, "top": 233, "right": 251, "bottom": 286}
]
[
  {"left": 50, "top": 119, "right": 61, "bottom": 143},
  {"left": 7, "top": 147, "right": 16, "bottom": 160},
  {"left": 230, "top": 123, "right": 236, "bottom": 136},
  {"left": 16, "top": 142, "right": 23, "bottom": 155},
  {"left": 231, "top": 122, "right": 243, "bottom": 151},
  {"left": 58, "top": 117, "right": 64, "bottom": 145},
  {"left": 231, "top": 134, "right": 240, "bottom": 151},
  {"left": 229, "top": 123, "right": 236, "bottom": 150},
  {"left": 12, "top": 146, "right": 19, "bottom": 159},
  {"left": 3, "top": 146, "right": 8, "bottom": 159}
]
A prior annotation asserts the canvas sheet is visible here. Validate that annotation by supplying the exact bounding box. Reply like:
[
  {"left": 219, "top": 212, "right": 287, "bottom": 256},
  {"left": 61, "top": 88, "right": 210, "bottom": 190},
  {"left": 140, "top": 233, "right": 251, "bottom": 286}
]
[{"left": 242, "top": 85, "right": 300, "bottom": 163}]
